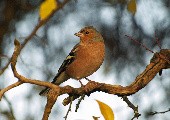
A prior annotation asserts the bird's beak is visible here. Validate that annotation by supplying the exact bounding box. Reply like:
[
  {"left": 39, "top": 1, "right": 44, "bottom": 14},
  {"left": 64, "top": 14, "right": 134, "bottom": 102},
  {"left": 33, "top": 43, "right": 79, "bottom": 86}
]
[{"left": 74, "top": 32, "right": 83, "bottom": 37}]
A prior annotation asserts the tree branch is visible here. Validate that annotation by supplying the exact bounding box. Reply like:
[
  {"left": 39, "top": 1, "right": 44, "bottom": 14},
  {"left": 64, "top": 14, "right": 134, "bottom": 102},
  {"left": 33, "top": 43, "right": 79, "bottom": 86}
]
[
  {"left": 121, "top": 96, "right": 141, "bottom": 120},
  {"left": 0, "top": 39, "right": 60, "bottom": 101},
  {"left": 148, "top": 108, "right": 170, "bottom": 115},
  {"left": 0, "top": 40, "right": 169, "bottom": 119},
  {"left": 60, "top": 49, "right": 170, "bottom": 105},
  {"left": 3, "top": 95, "right": 16, "bottom": 120},
  {"left": 0, "top": 81, "right": 23, "bottom": 100},
  {"left": 0, "top": 0, "right": 71, "bottom": 75}
]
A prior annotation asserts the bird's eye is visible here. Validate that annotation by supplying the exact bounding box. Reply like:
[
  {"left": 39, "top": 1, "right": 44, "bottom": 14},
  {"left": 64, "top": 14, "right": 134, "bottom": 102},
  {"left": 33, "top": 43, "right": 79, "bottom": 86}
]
[{"left": 85, "top": 31, "right": 89, "bottom": 34}]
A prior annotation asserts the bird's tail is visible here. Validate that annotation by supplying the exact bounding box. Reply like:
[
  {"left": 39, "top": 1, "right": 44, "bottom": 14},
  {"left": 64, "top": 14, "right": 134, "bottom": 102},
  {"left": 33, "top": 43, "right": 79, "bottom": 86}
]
[
  {"left": 39, "top": 72, "right": 69, "bottom": 96},
  {"left": 39, "top": 81, "right": 60, "bottom": 96},
  {"left": 39, "top": 77, "right": 61, "bottom": 96},
  {"left": 39, "top": 87, "right": 50, "bottom": 96}
]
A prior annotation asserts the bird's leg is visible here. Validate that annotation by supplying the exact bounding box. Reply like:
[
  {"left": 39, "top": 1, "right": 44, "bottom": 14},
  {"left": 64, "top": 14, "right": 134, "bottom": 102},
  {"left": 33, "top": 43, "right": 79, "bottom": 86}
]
[
  {"left": 85, "top": 77, "right": 91, "bottom": 82},
  {"left": 78, "top": 80, "right": 84, "bottom": 87}
]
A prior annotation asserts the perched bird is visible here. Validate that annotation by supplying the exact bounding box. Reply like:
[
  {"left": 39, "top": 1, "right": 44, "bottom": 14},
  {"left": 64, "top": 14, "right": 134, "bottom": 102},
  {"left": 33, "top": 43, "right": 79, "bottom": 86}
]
[{"left": 39, "top": 26, "right": 105, "bottom": 95}]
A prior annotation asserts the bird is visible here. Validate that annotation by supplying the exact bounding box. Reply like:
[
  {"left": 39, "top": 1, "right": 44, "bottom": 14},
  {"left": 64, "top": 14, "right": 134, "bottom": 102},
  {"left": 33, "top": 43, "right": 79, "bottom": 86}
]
[{"left": 39, "top": 26, "right": 105, "bottom": 96}]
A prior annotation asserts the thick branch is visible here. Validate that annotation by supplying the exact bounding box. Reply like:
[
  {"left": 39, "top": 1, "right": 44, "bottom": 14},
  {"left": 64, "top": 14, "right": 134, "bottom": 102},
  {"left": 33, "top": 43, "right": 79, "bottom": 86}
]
[
  {"left": 59, "top": 49, "right": 170, "bottom": 105},
  {"left": 1, "top": 39, "right": 169, "bottom": 120},
  {"left": 42, "top": 90, "right": 59, "bottom": 120},
  {"left": 0, "top": 39, "right": 60, "bottom": 101},
  {"left": 11, "top": 40, "right": 60, "bottom": 89}
]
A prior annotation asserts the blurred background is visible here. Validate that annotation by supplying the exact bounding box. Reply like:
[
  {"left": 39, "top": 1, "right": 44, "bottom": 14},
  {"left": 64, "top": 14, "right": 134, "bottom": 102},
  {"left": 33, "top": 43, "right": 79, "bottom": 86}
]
[{"left": 0, "top": 0, "right": 170, "bottom": 120}]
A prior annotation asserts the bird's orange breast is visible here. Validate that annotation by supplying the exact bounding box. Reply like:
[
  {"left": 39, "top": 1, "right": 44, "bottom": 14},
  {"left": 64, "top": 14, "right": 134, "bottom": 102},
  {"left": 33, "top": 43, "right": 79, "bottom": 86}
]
[{"left": 66, "top": 42, "right": 105, "bottom": 80}]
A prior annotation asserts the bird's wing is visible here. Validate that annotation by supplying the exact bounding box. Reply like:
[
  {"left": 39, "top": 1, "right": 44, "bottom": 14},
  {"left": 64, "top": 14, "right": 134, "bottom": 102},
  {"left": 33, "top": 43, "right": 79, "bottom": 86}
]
[
  {"left": 51, "top": 44, "right": 79, "bottom": 83},
  {"left": 39, "top": 44, "right": 79, "bottom": 96}
]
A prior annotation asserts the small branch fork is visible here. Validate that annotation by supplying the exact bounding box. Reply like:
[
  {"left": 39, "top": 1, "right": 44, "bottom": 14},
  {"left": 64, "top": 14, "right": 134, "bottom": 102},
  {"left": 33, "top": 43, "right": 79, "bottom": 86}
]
[
  {"left": 0, "top": 39, "right": 169, "bottom": 120},
  {"left": 125, "top": 35, "right": 154, "bottom": 53},
  {"left": 148, "top": 108, "right": 170, "bottom": 115},
  {"left": 121, "top": 96, "right": 141, "bottom": 120}
]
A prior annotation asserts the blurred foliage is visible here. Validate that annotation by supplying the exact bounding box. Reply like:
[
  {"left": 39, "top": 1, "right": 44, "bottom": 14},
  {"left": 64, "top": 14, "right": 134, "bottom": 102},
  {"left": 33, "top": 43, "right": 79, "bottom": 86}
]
[{"left": 0, "top": 0, "right": 170, "bottom": 120}]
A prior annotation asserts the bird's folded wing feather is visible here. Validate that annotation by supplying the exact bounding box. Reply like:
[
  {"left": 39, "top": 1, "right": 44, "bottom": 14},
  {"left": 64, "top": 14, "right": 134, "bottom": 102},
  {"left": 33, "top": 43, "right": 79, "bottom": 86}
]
[
  {"left": 51, "top": 44, "right": 79, "bottom": 83},
  {"left": 39, "top": 44, "right": 79, "bottom": 96}
]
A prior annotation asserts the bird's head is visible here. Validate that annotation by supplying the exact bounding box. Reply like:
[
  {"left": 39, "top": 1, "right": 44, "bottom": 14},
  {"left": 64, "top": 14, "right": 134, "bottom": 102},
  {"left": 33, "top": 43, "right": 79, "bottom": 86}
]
[{"left": 74, "top": 26, "right": 104, "bottom": 42}]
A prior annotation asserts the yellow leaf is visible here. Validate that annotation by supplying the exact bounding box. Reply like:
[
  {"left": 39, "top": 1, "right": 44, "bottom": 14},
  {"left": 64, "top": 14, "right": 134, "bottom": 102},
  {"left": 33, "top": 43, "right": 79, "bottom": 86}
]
[
  {"left": 39, "top": 0, "right": 57, "bottom": 20},
  {"left": 96, "top": 100, "right": 114, "bottom": 120},
  {"left": 127, "top": 0, "right": 136, "bottom": 15}
]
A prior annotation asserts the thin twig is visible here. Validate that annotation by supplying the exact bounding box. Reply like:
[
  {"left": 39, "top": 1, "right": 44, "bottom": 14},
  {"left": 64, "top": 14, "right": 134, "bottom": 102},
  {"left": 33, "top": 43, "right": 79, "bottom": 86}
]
[
  {"left": 148, "top": 108, "right": 170, "bottom": 115},
  {"left": 121, "top": 96, "right": 141, "bottom": 120},
  {"left": 75, "top": 94, "right": 85, "bottom": 112},
  {"left": 0, "top": 81, "right": 23, "bottom": 100},
  {"left": 125, "top": 35, "right": 154, "bottom": 53},
  {"left": 0, "top": 54, "right": 9, "bottom": 59},
  {"left": 3, "top": 95, "right": 15, "bottom": 120},
  {"left": 64, "top": 96, "right": 73, "bottom": 120},
  {"left": 154, "top": 32, "right": 161, "bottom": 49},
  {"left": 0, "top": 62, "right": 10, "bottom": 75}
]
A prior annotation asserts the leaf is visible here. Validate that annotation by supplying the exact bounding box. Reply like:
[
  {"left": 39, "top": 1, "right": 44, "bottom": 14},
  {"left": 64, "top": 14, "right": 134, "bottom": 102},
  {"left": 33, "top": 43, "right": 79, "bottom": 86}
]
[
  {"left": 96, "top": 100, "right": 114, "bottom": 120},
  {"left": 39, "top": 0, "right": 57, "bottom": 20},
  {"left": 127, "top": 0, "right": 136, "bottom": 15}
]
